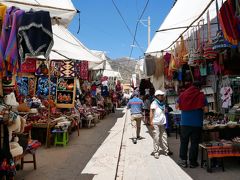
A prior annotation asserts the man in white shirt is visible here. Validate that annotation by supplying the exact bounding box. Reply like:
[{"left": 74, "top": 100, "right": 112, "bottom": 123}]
[{"left": 150, "top": 90, "right": 172, "bottom": 159}]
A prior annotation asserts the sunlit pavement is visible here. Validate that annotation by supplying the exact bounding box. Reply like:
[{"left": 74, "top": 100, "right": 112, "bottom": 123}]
[{"left": 15, "top": 108, "right": 240, "bottom": 180}]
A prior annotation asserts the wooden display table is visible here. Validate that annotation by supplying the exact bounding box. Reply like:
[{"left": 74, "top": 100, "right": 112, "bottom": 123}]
[{"left": 199, "top": 143, "right": 240, "bottom": 172}]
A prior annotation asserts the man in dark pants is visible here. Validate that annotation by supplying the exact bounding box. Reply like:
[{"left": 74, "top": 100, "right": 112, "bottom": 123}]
[{"left": 176, "top": 81, "right": 208, "bottom": 168}]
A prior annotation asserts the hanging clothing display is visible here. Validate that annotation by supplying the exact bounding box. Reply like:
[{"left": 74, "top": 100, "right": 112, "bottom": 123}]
[
  {"left": 220, "top": 86, "right": 233, "bottom": 109},
  {"left": 144, "top": 55, "right": 155, "bottom": 76},
  {"left": 0, "top": 6, "right": 24, "bottom": 76},
  {"left": 0, "top": 4, "right": 6, "bottom": 34},
  {"left": 218, "top": 0, "right": 240, "bottom": 46},
  {"left": 20, "top": 58, "right": 36, "bottom": 73},
  {"left": 60, "top": 60, "right": 75, "bottom": 77},
  {"left": 18, "top": 10, "right": 53, "bottom": 63},
  {"left": 75, "top": 61, "right": 88, "bottom": 80}
]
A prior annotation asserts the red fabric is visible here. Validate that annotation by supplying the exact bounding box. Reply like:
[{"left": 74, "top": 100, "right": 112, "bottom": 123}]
[
  {"left": 219, "top": 0, "right": 240, "bottom": 45},
  {"left": 20, "top": 58, "right": 36, "bottom": 73},
  {"left": 179, "top": 86, "right": 205, "bottom": 111}
]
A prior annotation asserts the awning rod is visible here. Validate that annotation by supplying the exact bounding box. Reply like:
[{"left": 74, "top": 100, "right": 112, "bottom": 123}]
[
  {"left": 3, "top": 0, "right": 76, "bottom": 12},
  {"left": 156, "top": 22, "right": 218, "bottom": 32},
  {"left": 161, "top": 0, "right": 215, "bottom": 51}
]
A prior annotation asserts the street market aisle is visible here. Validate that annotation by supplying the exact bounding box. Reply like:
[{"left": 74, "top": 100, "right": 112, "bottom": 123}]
[
  {"left": 16, "top": 109, "right": 126, "bottom": 180},
  {"left": 15, "top": 108, "right": 240, "bottom": 180},
  {"left": 117, "top": 110, "right": 192, "bottom": 180}
]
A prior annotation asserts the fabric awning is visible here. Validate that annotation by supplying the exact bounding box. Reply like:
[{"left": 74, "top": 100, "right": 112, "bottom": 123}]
[
  {"left": 51, "top": 24, "right": 103, "bottom": 63},
  {"left": 2, "top": 0, "right": 76, "bottom": 26},
  {"left": 146, "top": 0, "right": 225, "bottom": 54}
]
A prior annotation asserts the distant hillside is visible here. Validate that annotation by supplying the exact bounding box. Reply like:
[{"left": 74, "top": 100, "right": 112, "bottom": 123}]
[{"left": 108, "top": 57, "right": 137, "bottom": 84}]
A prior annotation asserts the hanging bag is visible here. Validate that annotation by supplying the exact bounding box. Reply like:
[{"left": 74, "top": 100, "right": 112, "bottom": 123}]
[
  {"left": 212, "top": 0, "right": 231, "bottom": 51},
  {"left": 188, "top": 22, "right": 204, "bottom": 66},
  {"left": 179, "top": 36, "right": 188, "bottom": 65},
  {"left": 203, "top": 10, "right": 218, "bottom": 59}
]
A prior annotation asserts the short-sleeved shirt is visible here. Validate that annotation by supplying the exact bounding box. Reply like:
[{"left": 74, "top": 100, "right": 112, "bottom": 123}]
[
  {"left": 150, "top": 100, "right": 166, "bottom": 125},
  {"left": 179, "top": 98, "right": 208, "bottom": 127},
  {"left": 127, "top": 97, "right": 144, "bottom": 115}
]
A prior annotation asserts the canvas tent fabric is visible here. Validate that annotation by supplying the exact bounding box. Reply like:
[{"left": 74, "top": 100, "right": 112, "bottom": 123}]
[
  {"left": 102, "top": 70, "right": 122, "bottom": 79},
  {"left": 146, "top": 0, "right": 226, "bottom": 54},
  {"left": 2, "top": 0, "right": 76, "bottom": 27},
  {"left": 51, "top": 24, "right": 103, "bottom": 63},
  {"left": 90, "top": 50, "right": 111, "bottom": 70}
]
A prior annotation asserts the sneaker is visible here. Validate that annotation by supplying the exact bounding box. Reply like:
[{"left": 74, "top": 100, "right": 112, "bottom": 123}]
[
  {"left": 178, "top": 159, "right": 188, "bottom": 168},
  {"left": 154, "top": 153, "right": 159, "bottom": 159},
  {"left": 189, "top": 162, "right": 199, "bottom": 168},
  {"left": 133, "top": 139, "right": 137, "bottom": 144}
]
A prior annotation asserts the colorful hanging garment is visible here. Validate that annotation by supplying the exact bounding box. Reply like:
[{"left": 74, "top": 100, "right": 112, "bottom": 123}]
[
  {"left": 0, "top": 4, "right": 7, "bottom": 34},
  {"left": 0, "top": 7, "right": 24, "bottom": 76},
  {"left": 60, "top": 60, "right": 75, "bottom": 77},
  {"left": 20, "top": 58, "right": 36, "bottom": 73},
  {"left": 18, "top": 10, "right": 53, "bottom": 63},
  {"left": 75, "top": 61, "right": 88, "bottom": 80},
  {"left": 218, "top": 0, "right": 240, "bottom": 45},
  {"left": 28, "top": 78, "right": 35, "bottom": 97},
  {"left": 16, "top": 77, "right": 29, "bottom": 97},
  {"left": 50, "top": 60, "right": 62, "bottom": 77}
]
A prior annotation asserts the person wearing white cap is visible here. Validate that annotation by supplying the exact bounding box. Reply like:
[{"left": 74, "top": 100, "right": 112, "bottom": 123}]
[{"left": 150, "top": 90, "right": 171, "bottom": 159}]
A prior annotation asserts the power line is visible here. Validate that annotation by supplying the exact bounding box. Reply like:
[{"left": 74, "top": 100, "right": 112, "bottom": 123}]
[
  {"left": 128, "top": 0, "right": 149, "bottom": 61},
  {"left": 111, "top": 0, "right": 144, "bottom": 53}
]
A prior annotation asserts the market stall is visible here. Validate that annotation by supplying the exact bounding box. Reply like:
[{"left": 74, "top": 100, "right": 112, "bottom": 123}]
[{"left": 145, "top": 0, "right": 240, "bottom": 172}]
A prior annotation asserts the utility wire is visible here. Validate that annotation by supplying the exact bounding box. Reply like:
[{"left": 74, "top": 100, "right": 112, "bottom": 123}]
[
  {"left": 128, "top": 0, "right": 149, "bottom": 61},
  {"left": 111, "top": 0, "right": 144, "bottom": 53}
]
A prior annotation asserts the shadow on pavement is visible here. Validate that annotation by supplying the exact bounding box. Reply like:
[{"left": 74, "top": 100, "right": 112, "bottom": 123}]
[{"left": 16, "top": 109, "right": 125, "bottom": 180}]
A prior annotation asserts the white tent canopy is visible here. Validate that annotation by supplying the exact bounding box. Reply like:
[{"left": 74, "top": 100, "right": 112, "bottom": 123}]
[
  {"left": 90, "top": 50, "right": 111, "bottom": 70},
  {"left": 51, "top": 24, "right": 103, "bottom": 63},
  {"left": 2, "top": 0, "right": 76, "bottom": 27},
  {"left": 2, "top": 1, "right": 104, "bottom": 63},
  {"left": 146, "top": 0, "right": 225, "bottom": 54},
  {"left": 102, "top": 70, "right": 122, "bottom": 80}
]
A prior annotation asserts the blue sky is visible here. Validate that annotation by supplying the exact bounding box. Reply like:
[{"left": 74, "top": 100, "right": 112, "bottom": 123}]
[{"left": 69, "top": 0, "right": 174, "bottom": 60}]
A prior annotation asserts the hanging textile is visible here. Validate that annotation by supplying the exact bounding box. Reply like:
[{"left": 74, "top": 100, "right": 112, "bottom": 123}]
[
  {"left": 20, "top": 58, "right": 36, "bottom": 73},
  {"left": 60, "top": 60, "right": 75, "bottom": 77},
  {"left": 218, "top": 0, "right": 240, "bottom": 46},
  {"left": 75, "top": 61, "right": 88, "bottom": 80},
  {"left": 212, "top": 0, "right": 232, "bottom": 51},
  {"left": 154, "top": 56, "right": 164, "bottom": 79},
  {"left": 16, "top": 77, "right": 29, "bottom": 97},
  {"left": 0, "top": 7, "right": 24, "bottom": 76},
  {"left": 203, "top": 10, "right": 218, "bottom": 60},
  {"left": 18, "top": 10, "right": 53, "bottom": 63},
  {"left": 50, "top": 60, "right": 62, "bottom": 77},
  {"left": 144, "top": 55, "right": 155, "bottom": 76},
  {"left": 28, "top": 78, "right": 35, "bottom": 97},
  {"left": 0, "top": 4, "right": 7, "bottom": 34}
]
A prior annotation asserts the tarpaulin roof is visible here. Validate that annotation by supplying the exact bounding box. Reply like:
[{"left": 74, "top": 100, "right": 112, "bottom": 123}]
[
  {"left": 90, "top": 50, "right": 112, "bottom": 70},
  {"left": 146, "top": 0, "right": 225, "bottom": 54},
  {"left": 2, "top": 0, "right": 76, "bottom": 26},
  {"left": 51, "top": 24, "right": 104, "bottom": 63}
]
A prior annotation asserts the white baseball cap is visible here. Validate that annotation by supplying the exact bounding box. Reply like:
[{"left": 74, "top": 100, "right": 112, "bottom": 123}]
[{"left": 154, "top": 90, "right": 165, "bottom": 96}]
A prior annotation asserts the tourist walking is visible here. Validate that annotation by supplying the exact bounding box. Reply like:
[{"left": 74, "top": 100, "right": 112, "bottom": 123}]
[
  {"left": 127, "top": 92, "right": 144, "bottom": 144},
  {"left": 150, "top": 90, "right": 171, "bottom": 159},
  {"left": 176, "top": 81, "right": 208, "bottom": 168}
]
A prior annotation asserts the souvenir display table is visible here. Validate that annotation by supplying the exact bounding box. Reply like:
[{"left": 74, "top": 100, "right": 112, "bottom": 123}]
[{"left": 199, "top": 141, "right": 240, "bottom": 172}]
